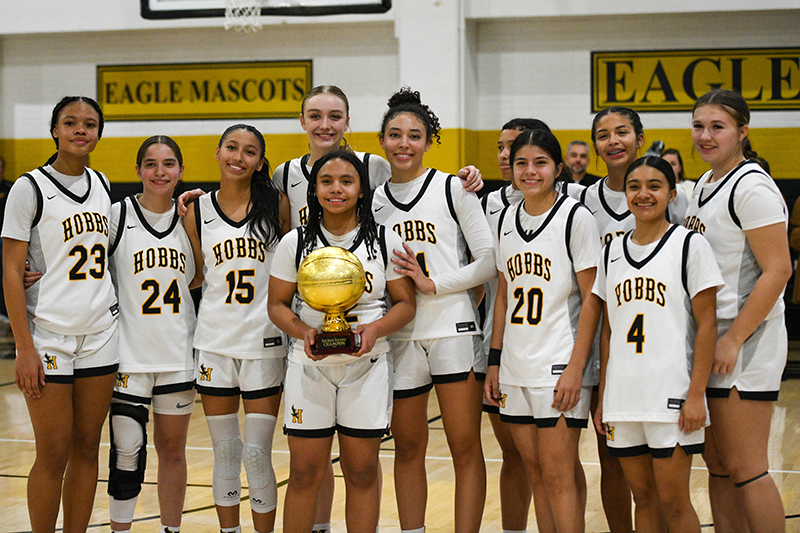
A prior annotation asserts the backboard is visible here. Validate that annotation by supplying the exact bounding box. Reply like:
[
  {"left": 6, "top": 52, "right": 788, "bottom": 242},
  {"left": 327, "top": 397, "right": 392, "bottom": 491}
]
[{"left": 140, "top": 0, "right": 392, "bottom": 19}]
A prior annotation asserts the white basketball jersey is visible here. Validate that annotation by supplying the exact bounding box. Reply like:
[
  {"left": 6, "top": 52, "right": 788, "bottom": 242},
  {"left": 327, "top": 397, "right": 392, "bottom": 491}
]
[
  {"left": 19, "top": 167, "right": 117, "bottom": 335},
  {"left": 273, "top": 151, "right": 391, "bottom": 229},
  {"left": 193, "top": 192, "right": 283, "bottom": 359},
  {"left": 275, "top": 224, "right": 403, "bottom": 365},
  {"left": 110, "top": 196, "right": 196, "bottom": 373},
  {"left": 579, "top": 178, "right": 689, "bottom": 246},
  {"left": 495, "top": 195, "right": 595, "bottom": 388},
  {"left": 372, "top": 169, "right": 481, "bottom": 340},
  {"left": 683, "top": 160, "right": 787, "bottom": 321},
  {"left": 598, "top": 225, "right": 715, "bottom": 423}
]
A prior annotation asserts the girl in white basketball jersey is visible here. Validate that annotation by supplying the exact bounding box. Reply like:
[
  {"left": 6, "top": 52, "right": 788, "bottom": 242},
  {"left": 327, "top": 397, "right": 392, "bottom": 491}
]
[
  {"left": 685, "top": 89, "right": 791, "bottom": 533},
  {"left": 484, "top": 128, "right": 601, "bottom": 533},
  {"left": 184, "top": 125, "right": 290, "bottom": 533},
  {"left": 372, "top": 87, "right": 496, "bottom": 533},
  {"left": 269, "top": 150, "right": 415, "bottom": 533},
  {"left": 583, "top": 106, "right": 688, "bottom": 247},
  {"left": 3, "top": 96, "right": 118, "bottom": 533},
  {"left": 593, "top": 156, "right": 721, "bottom": 533},
  {"left": 106, "top": 136, "right": 196, "bottom": 533}
]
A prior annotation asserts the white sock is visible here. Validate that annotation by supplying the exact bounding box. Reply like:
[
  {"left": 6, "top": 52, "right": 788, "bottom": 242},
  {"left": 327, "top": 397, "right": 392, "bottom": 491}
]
[
  {"left": 401, "top": 528, "right": 425, "bottom": 533},
  {"left": 503, "top": 530, "right": 527, "bottom": 533},
  {"left": 220, "top": 527, "right": 241, "bottom": 533},
  {"left": 312, "top": 523, "right": 331, "bottom": 533},
  {"left": 161, "top": 526, "right": 180, "bottom": 533},
  {"left": 111, "top": 530, "right": 131, "bottom": 533}
]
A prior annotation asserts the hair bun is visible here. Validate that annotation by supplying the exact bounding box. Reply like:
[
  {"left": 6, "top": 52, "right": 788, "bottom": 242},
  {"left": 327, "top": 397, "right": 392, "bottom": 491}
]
[{"left": 387, "top": 86, "right": 422, "bottom": 108}]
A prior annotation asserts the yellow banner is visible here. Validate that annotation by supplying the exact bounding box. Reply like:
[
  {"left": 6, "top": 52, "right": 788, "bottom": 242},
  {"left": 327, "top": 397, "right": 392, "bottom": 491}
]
[
  {"left": 592, "top": 48, "right": 800, "bottom": 112},
  {"left": 97, "top": 61, "right": 312, "bottom": 121}
]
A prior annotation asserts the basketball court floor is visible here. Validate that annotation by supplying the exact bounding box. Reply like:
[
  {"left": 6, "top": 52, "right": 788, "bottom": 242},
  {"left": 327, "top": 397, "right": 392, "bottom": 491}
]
[{"left": 3, "top": 343, "right": 800, "bottom": 532}]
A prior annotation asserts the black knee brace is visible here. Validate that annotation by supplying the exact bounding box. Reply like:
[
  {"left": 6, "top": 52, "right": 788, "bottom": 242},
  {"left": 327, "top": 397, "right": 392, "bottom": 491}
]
[{"left": 107, "top": 403, "right": 149, "bottom": 500}]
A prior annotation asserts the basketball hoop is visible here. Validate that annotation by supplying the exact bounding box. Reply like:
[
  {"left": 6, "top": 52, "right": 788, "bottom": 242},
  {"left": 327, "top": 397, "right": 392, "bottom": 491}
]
[{"left": 224, "top": 0, "right": 263, "bottom": 32}]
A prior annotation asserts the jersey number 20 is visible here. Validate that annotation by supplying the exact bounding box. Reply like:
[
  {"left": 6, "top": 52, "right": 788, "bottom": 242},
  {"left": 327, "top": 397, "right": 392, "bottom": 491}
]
[{"left": 510, "top": 287, "right": 543, "bottom": 325}]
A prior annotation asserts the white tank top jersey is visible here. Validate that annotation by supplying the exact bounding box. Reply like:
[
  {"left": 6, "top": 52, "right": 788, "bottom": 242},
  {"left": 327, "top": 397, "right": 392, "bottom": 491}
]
[
  {"left": 683, "top": 160, "right": 788, "bottom": 321},
  {"left": 579, "top": 177, "right": 689, "bottom": 246},
  {"left": 270, "top": 224, "right": 404, "bottom": 365},
  {"left": 372, "top": 169, "right": 496, "bottom": 341},
  {"left": 494, "top": 195, "right": 600, "bottom": 388},
  {"left": 1, "top": 166, "right": 117, "bottom": 335},
  {"left": 109, "top": 196, "right": 196, "bottom": 373},
  {"left": 480, "top": 185, "right": 523, "bottom": 356},
  {"left": 272, "top": 151, "right": 391, "bottom": 229},
  {"left": 593, "top": 225, "right": 723, "bottom": 423},
  {"left": 192, "top": 191, "right": 283, "bottom": 359}
]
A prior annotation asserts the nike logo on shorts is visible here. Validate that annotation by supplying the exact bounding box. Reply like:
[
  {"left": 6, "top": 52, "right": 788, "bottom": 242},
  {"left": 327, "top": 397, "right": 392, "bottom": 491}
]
[{"left": 176, "top": 401, "right": 193, "bottom": 409}]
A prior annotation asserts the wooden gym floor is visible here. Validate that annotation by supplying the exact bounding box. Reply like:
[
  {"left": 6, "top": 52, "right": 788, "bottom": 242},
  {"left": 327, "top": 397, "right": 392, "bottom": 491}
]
[{"left": 3, "top": 342, "right": 800, "bottom": 532}]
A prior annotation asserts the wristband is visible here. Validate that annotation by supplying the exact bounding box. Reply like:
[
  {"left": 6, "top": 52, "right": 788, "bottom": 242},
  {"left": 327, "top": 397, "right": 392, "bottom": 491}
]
[{"left": 488, "top": 348, "right": 502, "bottom": 366}]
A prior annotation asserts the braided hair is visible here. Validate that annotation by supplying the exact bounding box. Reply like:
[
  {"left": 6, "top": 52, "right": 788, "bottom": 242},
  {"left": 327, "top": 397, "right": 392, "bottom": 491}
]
[{"left": 303, "top": 150, "right": 380, "bottom": 260}]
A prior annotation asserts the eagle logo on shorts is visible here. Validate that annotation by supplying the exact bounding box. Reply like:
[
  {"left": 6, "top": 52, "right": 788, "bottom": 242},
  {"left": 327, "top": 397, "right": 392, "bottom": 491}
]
[
  {"left": 499, "top": 393, "right": 507, "bottom": 409},
  {"left": 606, "top": 424, "right": 615, "bottom": 442},
  {"left": 116, "top": 373, "right": 129, "bottom": 388},
  {"left": 291, "top": 405, "right": 303, "bottom": 424},
  {"left": 44, "top": 354, "right": 57, "bottom": 370},
  {"left": 199, "top": 364, "right": 212, "bottom": 382}
]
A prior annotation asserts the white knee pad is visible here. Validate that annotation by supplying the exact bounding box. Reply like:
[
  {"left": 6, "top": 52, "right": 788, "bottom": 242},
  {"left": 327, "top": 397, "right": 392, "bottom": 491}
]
[
  {"left": 242, "top": 413, "right": 277, "bottom": 513},
  {"left": 206, "top": 413, "right": 243, "bottom": 507}
]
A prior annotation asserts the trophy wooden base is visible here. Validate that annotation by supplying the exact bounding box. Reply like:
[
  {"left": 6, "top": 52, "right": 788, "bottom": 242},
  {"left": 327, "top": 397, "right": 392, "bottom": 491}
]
[{"left": 311, "top": 330, "right": 361, "bottom": 355}]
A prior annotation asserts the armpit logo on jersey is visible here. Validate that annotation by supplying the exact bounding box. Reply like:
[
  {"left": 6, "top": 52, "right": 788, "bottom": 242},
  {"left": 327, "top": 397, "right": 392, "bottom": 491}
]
[
  {"left": 667, "top": 398, "right": 685, "bottom": 410},
  {"left": 455, "top": 321, "right": 477, "bottom": 333},
  {"left": 291, "top": 405, "right": 303, "bottom": 424},
  {"left": 263, "top": 337, "right": 283, "bottom": 348},
  {"left": 199, "top": 364, "right": 212, "bottom": 382},
  {"left": 110, "top": 303, "right": 120, "bottom": 316},
  {"left": 116, "top": 373, "right": 129, "bottom": 388},
  {"left": 606, "top": 424, "right": 615, "bottom": 441},
  {"left": 551, "top": 364, "right": 567, "bottom": 375},
  {"left": 44, "top": 354, "right": 58, "bottom": 370}
]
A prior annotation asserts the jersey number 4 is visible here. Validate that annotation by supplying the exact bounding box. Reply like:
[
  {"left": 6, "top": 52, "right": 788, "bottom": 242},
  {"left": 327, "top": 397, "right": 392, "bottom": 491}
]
[
  {"left": 142, "top": 279, "right": 181, "bottom": 314},
  {"left": 627, "top": 313, "right": 645, "bottom": 353},
  {"left": 510, "top": 287, "right": 543, "bottom": 325}
]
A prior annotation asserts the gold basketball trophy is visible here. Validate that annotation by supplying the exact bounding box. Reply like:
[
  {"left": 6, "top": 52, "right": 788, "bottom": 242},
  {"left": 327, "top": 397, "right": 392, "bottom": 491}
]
[{"left": 297, "top": 246, "right": 366, "bottom": 355}]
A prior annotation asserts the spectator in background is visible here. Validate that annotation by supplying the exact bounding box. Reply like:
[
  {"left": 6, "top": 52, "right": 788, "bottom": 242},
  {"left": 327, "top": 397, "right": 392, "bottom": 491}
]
[
  {"left": 662, "top": 148, "right": 695, "bottom": 197},
  {"left": 565, "top": 140, "right": 602, "bottom": 186}
]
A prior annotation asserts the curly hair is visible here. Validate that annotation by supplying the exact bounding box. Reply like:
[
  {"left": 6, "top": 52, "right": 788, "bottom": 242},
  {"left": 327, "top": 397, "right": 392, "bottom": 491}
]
[{"left": 379, "top": 87, "right": 442, "bottom": 145}]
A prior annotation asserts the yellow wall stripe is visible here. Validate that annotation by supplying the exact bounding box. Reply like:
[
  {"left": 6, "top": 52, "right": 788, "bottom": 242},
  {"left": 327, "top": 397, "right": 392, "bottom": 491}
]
[{"left": 2, "top": 128, "right": 798, "bottom": 184}]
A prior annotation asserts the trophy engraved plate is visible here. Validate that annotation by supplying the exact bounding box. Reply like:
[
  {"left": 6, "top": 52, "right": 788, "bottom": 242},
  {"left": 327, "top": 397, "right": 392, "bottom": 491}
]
[{"left": 297, "top": 246, "right": 366, "bottom": 355}]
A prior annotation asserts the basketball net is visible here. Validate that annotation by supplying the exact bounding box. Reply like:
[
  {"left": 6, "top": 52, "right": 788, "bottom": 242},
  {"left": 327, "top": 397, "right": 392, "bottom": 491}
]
[{"left": 224, "top": 0, "right": 263, "bottom": 32}]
